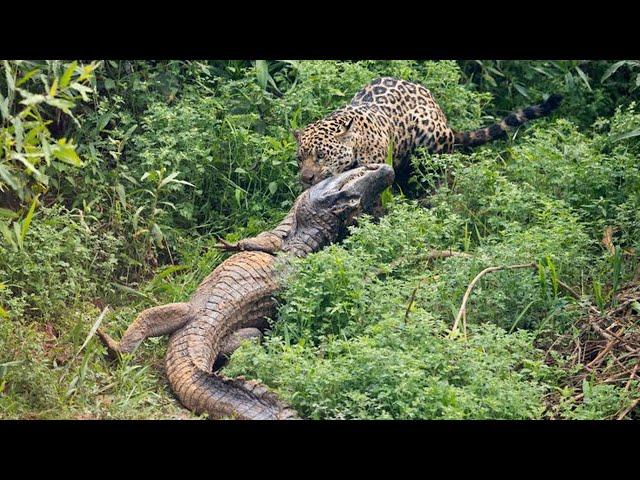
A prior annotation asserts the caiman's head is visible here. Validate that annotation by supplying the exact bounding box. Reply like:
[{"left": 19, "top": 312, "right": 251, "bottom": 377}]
[{"left": 283, "top": 163, "right": 394, "bottom": 256}]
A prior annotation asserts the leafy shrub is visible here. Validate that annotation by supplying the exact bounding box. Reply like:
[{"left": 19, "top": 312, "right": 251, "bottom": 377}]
[
  {"left": 224, "top": 201, "right": 566, "bottom": 419},
  {"left": 0, "top": 60, "right": 98, "bottom": 207},
  {"left": 0, "top": 205, "right": 120, "bottom": 321}
]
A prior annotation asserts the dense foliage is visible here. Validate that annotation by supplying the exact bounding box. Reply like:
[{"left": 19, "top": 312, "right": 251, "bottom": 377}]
[{"left": 0, "top": 60, "right": 638, "bottom": 419}]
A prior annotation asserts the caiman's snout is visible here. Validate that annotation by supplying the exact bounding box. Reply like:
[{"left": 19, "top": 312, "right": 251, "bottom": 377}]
[
  {"left": 307, "top": 163, "right": 394, "bottom": 217},
  {"left": 340, "top": 163, "right": 394, "bottom": 196}
]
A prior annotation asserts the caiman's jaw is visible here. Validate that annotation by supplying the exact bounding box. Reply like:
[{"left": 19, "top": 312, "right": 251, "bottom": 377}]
[
  {"left": 307, "top": 163, "right": 395, "bottom": 218},
  {"left": 283, "top": 164, "right": 394, "bottom": 256}
]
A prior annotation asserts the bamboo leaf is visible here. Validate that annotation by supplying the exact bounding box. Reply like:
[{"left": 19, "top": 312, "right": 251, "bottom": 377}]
[
  {"left": 600, "top": 60, "right": 627, "bottom": 83},
  {"left": 18, "top": 91, "right": 47, "bottom": 106},
  {"left": 115, "top": 184, "right": 126, "bottom": 209},
  {"left": 610, "top": 128, "right": 640, "bottom": 142},
  {"left": 52, "top": 139, "right": 84, "bottom": 167},
  {"left": 0, "top": 208, "right": 18, "bottom": 219},
  {"left": 0, "top": 222, "right": 17, "bottom": 250},
  {"left": 16, "top": 68, "right": 40, "bottom": 87},
  {"left": 574, "top": 66, "right": 592, "bottom": 91},
  {"left": 13, "top": 221, "right": 23, "bottom": 250},
  {"left": 0, "top": 165, "right": 20, "bottom": 192},
  {"left": 49, "top": 77, "right": 59, "bottom": 97},
  {"left": 255, "top": 60, "right": 269, "bottom": 90},
  {"left": 59, "top": 61, "right": 77, "bottom": 89},
  {"left": 45, "top": 97, "right": 75, "bottom": 114},
  {"left": 20, "top": 194, "right": 38, "bottom": 241},
  {"left": 4, "top": 60, "right": 15, "bottom": 92},
  {"left": 151, "top": 223, "right": 164, "bottom": 244},
  {"left": 78, "top": 306, "right": 110, "bottom": 353}
]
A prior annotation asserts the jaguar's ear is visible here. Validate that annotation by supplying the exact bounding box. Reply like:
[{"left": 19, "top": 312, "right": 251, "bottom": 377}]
[
  {"left": 335, "top": 118, "right": 355, "bottom": 139},
  {"left": 292, "top": 129, "right": 302, "bottom": 142}
]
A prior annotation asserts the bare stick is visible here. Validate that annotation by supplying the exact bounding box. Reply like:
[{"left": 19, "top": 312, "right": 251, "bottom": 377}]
[
  {"left": 616, "top": 397, "right": 640, "bottom": 420},
  {"left": 586, "top": 337, "right": 619, "bottom": 369},
  {"left": 449, "top": 262, "right": 537, "bottom": 337},
  {"left": 404, "top": 282, "right": 421, "bottom": 323},
  {"left": 556, "top": 280, "right": 635, "bottom": 352},
  {"left": 623, "top": 362, "right": 640, "bottom": 393}
]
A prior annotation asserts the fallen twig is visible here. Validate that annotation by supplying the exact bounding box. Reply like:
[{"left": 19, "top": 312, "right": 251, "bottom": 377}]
[
  {"left": 616, "top": 396, "right": 640, "bottom": 420},
  {"left": 557, "top": 280, "right": 635, "bottom": 352},
  {"left": 449, "top": 262, "right": 537, "bottom": 337}
]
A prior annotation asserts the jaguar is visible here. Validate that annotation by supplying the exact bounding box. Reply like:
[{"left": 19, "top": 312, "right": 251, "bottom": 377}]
[{"left": 294, "top": 76, "right": 562, "bottom": 186}]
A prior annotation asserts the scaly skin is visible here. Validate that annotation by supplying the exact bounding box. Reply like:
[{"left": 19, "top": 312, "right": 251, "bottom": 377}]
[{"left": 97, "top": 164, "right": 394, "bottom": 420}]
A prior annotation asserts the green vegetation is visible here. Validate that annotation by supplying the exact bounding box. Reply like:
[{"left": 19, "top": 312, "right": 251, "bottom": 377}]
[{"left": 1, "top": 60, "right": 638, "bottom": 419}]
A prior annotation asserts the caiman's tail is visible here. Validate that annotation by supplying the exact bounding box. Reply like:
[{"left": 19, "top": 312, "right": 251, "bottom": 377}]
[
  {"left": 165, "top": 330, "right": 299, "bottom": 420},
  {"left": 453, "top": 94, "right": 563, "bottom": 149}
]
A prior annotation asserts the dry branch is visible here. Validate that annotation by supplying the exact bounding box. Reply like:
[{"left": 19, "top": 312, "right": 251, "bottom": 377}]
[{"left": 449, "top": 262, "right": 537, "bottom": 337}]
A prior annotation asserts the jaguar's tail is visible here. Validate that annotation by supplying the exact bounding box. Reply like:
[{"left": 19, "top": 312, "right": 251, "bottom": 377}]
[{"left": 453, "top": 94, "right": 563, "bottom": 149}]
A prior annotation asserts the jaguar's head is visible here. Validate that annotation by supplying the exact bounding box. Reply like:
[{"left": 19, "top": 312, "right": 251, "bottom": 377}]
[{"left": 294, "top": 112, "right": 359, "bottom": 187}]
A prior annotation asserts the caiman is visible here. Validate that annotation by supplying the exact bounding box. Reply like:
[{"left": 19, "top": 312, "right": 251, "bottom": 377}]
[{"left": 97, "top": 164, "right": 394, "bottom": 420}]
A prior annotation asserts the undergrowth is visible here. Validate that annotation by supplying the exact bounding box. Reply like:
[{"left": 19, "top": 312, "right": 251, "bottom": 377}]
[{"left": 1, "top": 60, "right": 639, "bottom": 419}]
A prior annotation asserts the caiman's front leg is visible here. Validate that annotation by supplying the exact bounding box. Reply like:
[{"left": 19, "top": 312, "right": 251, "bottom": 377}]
[
  {"left": 97, "top": 302, "right": 194, "bottom": 355},
  {"left": 215, "top": 209, "right": 296, "bottom": 253},
  {"left": 215, "top": 233, "right": 282, "bottom": 254}
]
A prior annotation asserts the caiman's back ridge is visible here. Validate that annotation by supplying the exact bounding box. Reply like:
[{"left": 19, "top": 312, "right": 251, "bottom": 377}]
[{"left": 97, "top": 164, "right": 394, "bottom": 420}]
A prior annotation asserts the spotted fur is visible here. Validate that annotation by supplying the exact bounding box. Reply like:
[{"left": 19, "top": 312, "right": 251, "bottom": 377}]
[{"left": 294, "top": 77, "right": 562, "bottom": 186}]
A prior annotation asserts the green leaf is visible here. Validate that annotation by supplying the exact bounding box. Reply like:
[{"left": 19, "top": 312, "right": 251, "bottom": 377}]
[
  {"left": 18, "top": 91, "right": 46, "bottom": 106},
  {"left": 115, "top": 184, "right": 126, "bottom": 209},
  {"left": 159, "top": 171, "right": 180, "bottom": 188},
  {"left": 255, "top": 60, "right": 269, "bottom": 90},
  {"left": 4, "top": 60, "right": 15, "bottom": 92},
  {"left": 20, "top": 194, "right": 38, "bottom": 242},
  {"left": 12, "top": 153, "right": 42, "bottom": 177},
  {"left": 13, "top": 117, "right": 23, "bottom": 152},
  {"left": 574, "top": 66, "right": 592, "bottom": 91},
  {"left": 49, "top": 77, "right": 58, "bottom": 97},
  {"left": 70, "top": 82, "right": 93, "bottom": 101},
  {"left": 0, "top": 208, "right": 18, "bottom": 219},
  {"left": 78, "top": 306, "right": 110, "bottom": 354},
  {"left": 59, "top": 61, "right": 77, "bottom": 89},
  {"left": 132, "top": 206, "right": 145, "bottom": 230},
  {"left": 0, "top": 165, "right": 20, "bottom": 192},
  {"left": 97, "top": 112, "right": 113, "bottom": 131},
  {"left": 151, "top": 223, "right": 164, "bottom": 244},
  {"left": 45, "top": 97, "right": 75, "bottom": 114},
  {"left": 600, "top": 60, "right": 627, "bottom": 83},
  {"left": 16, "top": 68, "right": 40, "bottom": 87},
  {"left": 156, "top": 264, "right": 189, "bottom": 279},
  {"left": 52, "top": 139, "right": 84, "bottom": 167},
  {"left": 610, "top": 128, "right": 640, "bottom": 143},
  {"left": 0, "top": 94, "right": 9, "bottom": 120},
  {"left": 268, "top": 181, "right": 278, "bottom": 194},
  {"left": 514, "top": 83, "right": 530, "bottom": 99},
  {"left": 78, "top": 62, "right": 99, "bottom": 82},
  {"left": 0, "top": 222, "right": 16, "bottom": 250},
  {"left": 13, "top": 220, "right": 23, "bottom": 250}
]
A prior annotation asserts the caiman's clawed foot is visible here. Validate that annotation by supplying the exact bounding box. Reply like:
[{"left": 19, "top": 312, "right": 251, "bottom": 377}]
[
  {"left": 215, "top": 236, "right": 243, "bottom": 252},
  {"left": 96, "top": 328, "right": 122, "bottom": 358}
]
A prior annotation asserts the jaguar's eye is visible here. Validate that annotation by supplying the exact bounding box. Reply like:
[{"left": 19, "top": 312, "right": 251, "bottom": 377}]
[{"left": 316, "top": 152, "right": 324, "bottom": 160}]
